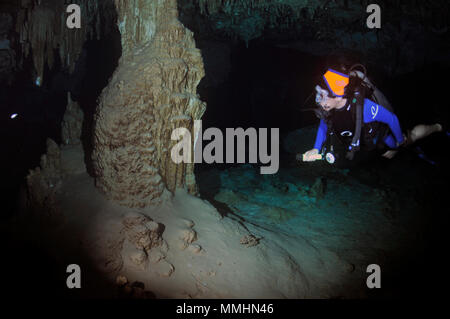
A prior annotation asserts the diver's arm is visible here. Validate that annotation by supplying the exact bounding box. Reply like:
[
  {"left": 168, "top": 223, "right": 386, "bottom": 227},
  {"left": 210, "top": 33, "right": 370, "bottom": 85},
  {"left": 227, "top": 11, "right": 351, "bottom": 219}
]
[
  {"left": 363, "top": 99, "right": 405, "bottom": 146},
  {"left": 313, "top": 119, "right": 328, "bottom": 150},
  {"left": 299, "top": 120, "right": 326, "bottom": 162}
]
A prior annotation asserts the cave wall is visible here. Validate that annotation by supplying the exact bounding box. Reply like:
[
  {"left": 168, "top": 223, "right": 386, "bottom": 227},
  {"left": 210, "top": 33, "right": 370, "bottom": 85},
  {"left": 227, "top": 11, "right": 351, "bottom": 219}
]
[
  {"left": 92, "top": 0, "right": 206, "bottom": 207},
  {"left": 0, "top": 11, "right": 14, "bottom": 84}
]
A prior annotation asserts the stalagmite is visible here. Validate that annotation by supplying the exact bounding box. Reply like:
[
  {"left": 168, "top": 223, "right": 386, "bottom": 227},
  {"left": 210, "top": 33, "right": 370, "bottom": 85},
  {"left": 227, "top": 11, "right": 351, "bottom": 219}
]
[
  {"left": 92, "top": 0, "right": 206, "bottom": 207},
  {"left": 62, "top": 92, "right": 84, "bottom": 145}
]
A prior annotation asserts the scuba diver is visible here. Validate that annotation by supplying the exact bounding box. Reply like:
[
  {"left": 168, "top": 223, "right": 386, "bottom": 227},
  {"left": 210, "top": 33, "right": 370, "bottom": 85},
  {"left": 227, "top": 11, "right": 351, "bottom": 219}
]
[{"left": 298, "top": 64, "right": 444, "bottom": 166}]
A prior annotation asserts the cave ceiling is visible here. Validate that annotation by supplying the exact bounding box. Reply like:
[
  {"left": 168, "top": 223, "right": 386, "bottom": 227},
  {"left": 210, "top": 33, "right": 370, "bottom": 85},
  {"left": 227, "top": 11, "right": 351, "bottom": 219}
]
[
  {"left": 1, "top": 0, "right": 449, "bottom": 84},
  {"left": 178, "top": 0, "right": 450, "bottom": 74}
]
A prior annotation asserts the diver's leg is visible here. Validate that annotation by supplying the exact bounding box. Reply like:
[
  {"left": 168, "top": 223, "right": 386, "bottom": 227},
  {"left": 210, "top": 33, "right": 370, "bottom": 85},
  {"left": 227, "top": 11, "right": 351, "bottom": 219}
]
[
  {"left": 408, "top": 124, "right": 442, "bottom": 144},
  {"left": 381, "top": 124, "right": 442, "bottom": 159}
]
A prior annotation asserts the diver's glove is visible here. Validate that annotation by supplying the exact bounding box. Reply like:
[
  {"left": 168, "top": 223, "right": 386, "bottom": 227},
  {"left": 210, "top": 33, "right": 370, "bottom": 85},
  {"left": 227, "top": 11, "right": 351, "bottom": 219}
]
[{"left": 299, "top": 149, "right": 322, "bottom": 162}]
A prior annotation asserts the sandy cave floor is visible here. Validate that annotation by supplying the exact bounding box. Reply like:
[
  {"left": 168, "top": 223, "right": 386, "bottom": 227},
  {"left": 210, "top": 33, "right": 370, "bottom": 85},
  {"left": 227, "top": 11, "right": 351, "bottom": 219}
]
[{"left": 5, "top": 141, "right": 433, "bottom": 299}]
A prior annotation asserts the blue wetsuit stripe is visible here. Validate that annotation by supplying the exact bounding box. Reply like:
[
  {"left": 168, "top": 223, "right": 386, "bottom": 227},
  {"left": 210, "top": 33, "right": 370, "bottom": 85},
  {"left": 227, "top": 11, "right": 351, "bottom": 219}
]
[
  {"left": 314, "top": 119, "right": 328, "bottom": 150},
  {"left": 383, "top": 134, "right": 397, "bottom": 149}
]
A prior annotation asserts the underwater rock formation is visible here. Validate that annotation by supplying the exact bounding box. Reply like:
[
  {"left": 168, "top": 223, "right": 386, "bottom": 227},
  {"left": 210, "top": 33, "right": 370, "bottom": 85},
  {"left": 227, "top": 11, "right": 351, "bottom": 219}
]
[
  {"left": 120, "top": 212, "right": 174, "bottom": 277},
  {"left": 25, "top": 138, "right": 62, "bottom": 216},
  {"left": 182, "top": 0, "right": 450, "bottom": 75},
  {"left": 92, "top": 0, "right": 206, "bottom": 207},
  {"left": 61, "top": 92, "right": 84, "bottom": 145}
]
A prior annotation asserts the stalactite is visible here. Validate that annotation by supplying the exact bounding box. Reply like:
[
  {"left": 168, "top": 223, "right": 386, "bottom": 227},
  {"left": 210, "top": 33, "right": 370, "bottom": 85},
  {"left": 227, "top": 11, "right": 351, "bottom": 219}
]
[
  {"left": 195, "top": 0, "right": 325, "bottom": 45},
  {"left": 15, "top": 0, "right": 112, "bottom": 83}
]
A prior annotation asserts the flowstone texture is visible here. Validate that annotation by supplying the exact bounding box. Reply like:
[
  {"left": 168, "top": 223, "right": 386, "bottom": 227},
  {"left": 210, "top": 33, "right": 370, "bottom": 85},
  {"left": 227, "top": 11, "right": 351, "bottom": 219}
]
[{"left": 92, "top": 0, "right": 206, "bottom": 207}]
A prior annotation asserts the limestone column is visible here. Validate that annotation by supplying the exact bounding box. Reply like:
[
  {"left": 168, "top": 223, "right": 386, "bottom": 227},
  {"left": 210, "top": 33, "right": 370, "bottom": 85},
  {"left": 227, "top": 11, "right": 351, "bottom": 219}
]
[{"left": 92, "top": 0, "right": 206, "bottom": 207}]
